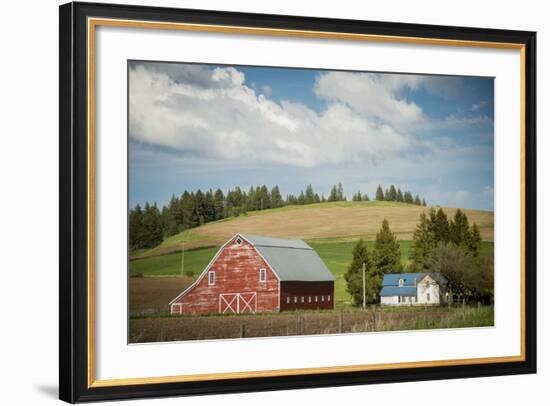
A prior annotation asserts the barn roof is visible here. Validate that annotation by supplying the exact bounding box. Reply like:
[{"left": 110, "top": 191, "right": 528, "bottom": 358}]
[{"left": 241, "top": 234, "right": 334, "bottom": 282}]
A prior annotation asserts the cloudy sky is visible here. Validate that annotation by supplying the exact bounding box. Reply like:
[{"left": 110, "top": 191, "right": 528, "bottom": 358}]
[{"left": 128, "top": 61, "right": 494, "bottom": 211}]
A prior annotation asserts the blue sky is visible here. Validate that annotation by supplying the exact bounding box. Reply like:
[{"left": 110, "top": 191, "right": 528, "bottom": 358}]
[{"left": 129, "top": 61, "right": 494, "bottom": 210}]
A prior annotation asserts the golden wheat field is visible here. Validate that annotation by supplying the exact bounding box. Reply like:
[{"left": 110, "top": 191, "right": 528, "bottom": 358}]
[{"left": 143, "top": 201, "right": 493, "bottom": 257}]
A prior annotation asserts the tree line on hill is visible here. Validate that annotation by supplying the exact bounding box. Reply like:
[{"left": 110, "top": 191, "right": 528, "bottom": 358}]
[
  {"left": 130, "top": 182, "right": 429, "bottom": 250},
  {"left": 375, "top": 184, "right": 426, "bottom": 206},
  {"left": 130, "top": 182, "right": 347, "bottom": 249},
  {"left": 345, "top": 208, "right": 493, "bottom": 306}
]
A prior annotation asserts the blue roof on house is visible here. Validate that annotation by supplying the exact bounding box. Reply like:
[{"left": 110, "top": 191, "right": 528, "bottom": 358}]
[
  {"left": 380, "top": 286, "right": 417, "bottom": 297},
  {"left": 382, "top": 273, "right": 426, "bottom": 287},
  {"left": 379, "top": 272, "right": 448, "bottom": 297}
]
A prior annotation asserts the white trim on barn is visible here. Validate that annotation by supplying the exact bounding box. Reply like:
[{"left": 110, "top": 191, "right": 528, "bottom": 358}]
[
  {"left": 170, "top": 303, "right": 182, "bottom": 314},
  {"left": 169, "top": 233, "right": 281, "bottom": 305}
]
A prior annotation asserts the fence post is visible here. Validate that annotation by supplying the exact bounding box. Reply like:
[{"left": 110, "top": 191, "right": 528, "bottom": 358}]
[
  {"left": 240, "top": 323, "right": 245, "bottom": 338},
  {"left": 477, "top": 301, "right": 481, "bottom": 311},
  {"left": 371, "top": 305, "right": 377, "bottom": 332},
  {"left": 296, "top": 312, "right": 303, "bottom": 335},
  {"left": 462, "top": 297, "right": 466, "bottom": 319},
  {"left": 338, "top": 308, "right": 344, "bottom": 333}
]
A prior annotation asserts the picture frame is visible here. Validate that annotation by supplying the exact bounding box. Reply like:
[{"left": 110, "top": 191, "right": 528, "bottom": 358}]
[{"left": 59, "top": 1, "right": 537, "bottom": 403}]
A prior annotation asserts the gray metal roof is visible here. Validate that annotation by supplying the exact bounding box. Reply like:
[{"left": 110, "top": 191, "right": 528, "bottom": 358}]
[{"left": 240, "top": 234, "right": 334, "bottom": 282}]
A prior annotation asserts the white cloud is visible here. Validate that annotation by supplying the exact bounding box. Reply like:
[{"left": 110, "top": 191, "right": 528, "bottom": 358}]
[
  {"left": 129, "top": 64, "right": 417, "bottom": 167},
  {"left": 313, "top": 71, "right": 425, "bottom": 128}
]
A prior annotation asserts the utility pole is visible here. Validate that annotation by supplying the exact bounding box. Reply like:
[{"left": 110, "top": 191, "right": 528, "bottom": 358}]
[
  {"left": 180, "top": 242, "right": 185, "bottom": 277},
  {"left": 362, "top": 262, "right": 366, "bottom": 310}
]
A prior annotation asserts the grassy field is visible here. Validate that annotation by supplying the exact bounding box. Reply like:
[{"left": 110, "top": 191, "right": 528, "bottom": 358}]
[
  {"left": 129, "top": 305, "right": 494, "bottom": 343},
  {"left": 130, "top": 247, "right": 218, "bottom": 277},
  {"left": 129, "top": 240, "right": 494, "bottom": 313},
  {"left": 132, "top": 201, "right": 494, "bottom": 259}
]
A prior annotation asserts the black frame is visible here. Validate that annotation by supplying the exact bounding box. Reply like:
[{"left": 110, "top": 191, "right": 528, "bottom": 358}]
[{"left": 59, "top": 1, "right": 537, "bottom": 403}]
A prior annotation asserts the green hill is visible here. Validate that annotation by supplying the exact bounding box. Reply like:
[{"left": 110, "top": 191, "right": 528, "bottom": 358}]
[{"left": 132, "top": 201, "right": 493, "bottom": 259}]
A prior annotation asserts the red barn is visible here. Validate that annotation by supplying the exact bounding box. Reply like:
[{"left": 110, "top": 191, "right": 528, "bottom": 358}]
[{"left": 170, "top": 233, "right": 335, "bottom": 314}]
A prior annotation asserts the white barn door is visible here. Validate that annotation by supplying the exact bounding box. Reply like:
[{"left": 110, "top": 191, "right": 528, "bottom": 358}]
[{"left": 219, "top": 292, "right": 257, "bottom": 314}]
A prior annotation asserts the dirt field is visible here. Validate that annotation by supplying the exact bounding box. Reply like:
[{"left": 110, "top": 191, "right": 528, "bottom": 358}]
[
  {"left": 129, "top": 277, "right": 194, "bottom": 315},
  {"left": 129, "top": 306, "right": 493, "bottom": 343}
]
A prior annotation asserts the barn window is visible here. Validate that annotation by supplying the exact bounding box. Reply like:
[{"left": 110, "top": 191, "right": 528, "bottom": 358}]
[
  {"left": 236, "top": 237, "right": 242, "bottom": 244},
  {"left": 327, "top": 295, "right": 331, "bottom": 301},
  {"left": 259, "top": 268, "right": 266, "bottom": 282},
  {"left": 308, "top": 297, "right": 312, "bottom": 303},
  {"left": 208, "top": 271, "right": 215, "bottom": 286},
  {"left": 301, "top": 296, "right": 304, "bottom": 303},
  {"left": 294, "top": 297, "right": 298, "bottom": 303},
  {"left": 321, "top": 296, "right": 325, "bottom": 302},
  {"left": 286, "top": 297, "right": 290, "bottom": 304},
  {"left": 315, "top": 296, "right": 318, "bottom": 302}
]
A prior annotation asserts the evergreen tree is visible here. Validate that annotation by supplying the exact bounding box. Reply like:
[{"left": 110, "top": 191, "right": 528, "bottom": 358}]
[
  {"left": 213, "top": 189, "right": 225, "bottom": 220},
  {"left": 352, "top": 190, "right": 362, "bottom": 201},
  {"left": 422, "top": 198, "right": 427, "bottom": 206},
  {"left": 194, "top": 190, "right": 206, "bottom": 225},
  {"left": 414, "top": 194, "right": 421, "bottom": 205},
  {"left": 305, "top": 184, "right": 315, "bottom": 204},
  {"left": 259, "top": 184, "right": 270, "bottom": 209},
  {"left": 375, "top": 184, "right": 385, "bottom": 201},
  {"left": 430, "top": 208, "right": 450, "bottom": 243},
  {"left": 328, "top": 185, "right": 338, "bottom": 202},
  {"left": 410, "top": 212, "right": 435, "bottom": 270},
  {"left": 363, "top": 193, "right": 370, "bottom": 201},
  {"left": 344, "top": 239, "right": 372, "bottom": 305},
  {"left": 404, "top": 191, "right": 414, "bottom": 204},
  {"left": 129, "top": 204, "right": 145, "bottom": 249},
  {"left": 270, "top": 185, "right": 283, "bottom": 208},
  {"left": 388, "top": 185, "right": 397, "bottom": 201},
  {"left": 396, "top": 188, "right": 404, "bottom": 202},
  {"left": 163, "top": 195, "right": 179, "bottom": 236},
  {"left": 372, "top": 219, "right": 403, "bottom": 275},
  {"left": 142, "top": 202, "right": 164, "bottom": 248},
  {"left": 204, "top": 189, "right": 215, "bottom": 222},
  {"left": 468, "top": 222, "right": 482, "bottom": 256},
  {"left": 180, "top": 191, "right": 196, "bottom": 229},
  {"left": 337, "top": 182, "right": 344, "bottom": 201},
  {"left": 384, "top": 188, "right": 390, "bottom": 201},
  {"left": 449, "top": 209, "right": 471, "bottom": 247}
]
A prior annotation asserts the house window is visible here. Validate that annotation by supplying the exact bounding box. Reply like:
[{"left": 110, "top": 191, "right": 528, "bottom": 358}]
[
  {"left": 398, "top": 296, "right": 403, "bottom": 303},
  {"left": 427, "top": 293, "right": 431, "bottom": 301},
  {"left": 399, "top": 278, "right": 404, "bottom": 287},
  {"left": 208, "top": 271, "right": 215, "bottom": 286},
  {"left": 286, "top": 296, "right": 290, "bottom": 304},
  {"left": 259, "top": 268, "right": 266, "bottom": 282}
]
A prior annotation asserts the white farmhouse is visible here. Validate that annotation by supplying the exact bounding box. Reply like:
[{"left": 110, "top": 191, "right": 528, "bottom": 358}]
[{"left": 379, "top": 273, "right": 448, "bottom": 306}]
